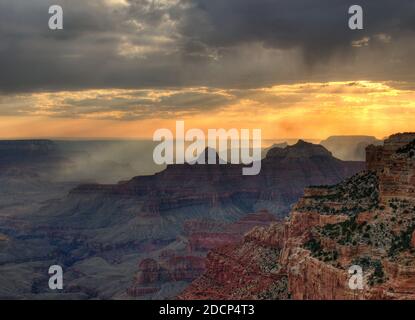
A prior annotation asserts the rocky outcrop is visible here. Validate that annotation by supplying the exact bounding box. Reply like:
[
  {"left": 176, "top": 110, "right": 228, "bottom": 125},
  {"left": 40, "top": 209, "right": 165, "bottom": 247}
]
[
  {"left": 365, "top": 133, "right": 415, "bottom": 202},
  {"left": 71, "top": 142, "right": 364, "bottom": 218},
  {"left": 366, "top": 133, "right": 415, "bottom": 172},
  {"left": 265, "top": 140, "right": 332, "bottom": 159},
  {"left": 366, "top": 145, "right": 385, "bottom": 172},
  {"left": 182, "top": 133, "right": 415, "bottom": 300},
  {"left": 179, "top": 239, "right": 288, "bottom": 300},
  {"left": 128, "top": 212, "right": 277, "bottom": 298},
  {"left": 128, "top": 256, "right": 206, "bottom": 291}
]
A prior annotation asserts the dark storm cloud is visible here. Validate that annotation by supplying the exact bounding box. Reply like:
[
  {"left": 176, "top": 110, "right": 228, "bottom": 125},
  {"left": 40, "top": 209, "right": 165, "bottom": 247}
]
[
  {"left": 1, "top": 0, "right": 415, "bottom": 94},
  {"left": 178, "top": 0, "right": 415, "bottom": 64}
]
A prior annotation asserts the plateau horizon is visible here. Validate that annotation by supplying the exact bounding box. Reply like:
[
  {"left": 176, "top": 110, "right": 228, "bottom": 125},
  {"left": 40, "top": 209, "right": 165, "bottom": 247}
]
[{"left": 153, "top": 121, "right": 262, "bottom": 176}]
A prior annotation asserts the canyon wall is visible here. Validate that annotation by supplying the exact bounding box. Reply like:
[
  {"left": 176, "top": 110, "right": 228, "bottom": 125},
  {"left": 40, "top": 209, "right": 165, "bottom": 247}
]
[{"left": 181, "top": 133, "right": 415, "bottom": 300}]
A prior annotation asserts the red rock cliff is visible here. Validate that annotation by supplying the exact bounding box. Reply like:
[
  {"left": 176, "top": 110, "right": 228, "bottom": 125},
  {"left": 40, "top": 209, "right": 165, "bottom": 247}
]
[{"left": 181, "top": 133, "right": 415, "bottom": 300}]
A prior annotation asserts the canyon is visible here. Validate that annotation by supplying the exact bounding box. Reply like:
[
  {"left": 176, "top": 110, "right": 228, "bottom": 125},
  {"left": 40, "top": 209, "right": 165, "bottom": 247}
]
[
  {"left": 0, "top": 139, "right": 363, "bottom": 299},
  {"left": 181, "top": 132, "right": 415, "bottom": 300}
]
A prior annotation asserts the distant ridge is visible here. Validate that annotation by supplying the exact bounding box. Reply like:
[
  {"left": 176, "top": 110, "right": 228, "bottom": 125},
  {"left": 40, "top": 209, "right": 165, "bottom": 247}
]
[
  {"left": 321, "top": 135, "right": 383, "bottom": 161},
  {"left": 265, "top": 140, "right": 332, "bottom": 159}
]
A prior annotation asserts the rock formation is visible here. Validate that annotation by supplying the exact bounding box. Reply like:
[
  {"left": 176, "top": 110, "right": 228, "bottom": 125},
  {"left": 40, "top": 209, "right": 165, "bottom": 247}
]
[
  {"left": 181, "top": 133, "right": 415, "bottom": 300},
  {"left": 0, "top": 140, "right": 365, "bottom": 299},
  {"left": 127, "top": 211, "right": 277, "bottom": 298},
  {"left": 70, "top": 141, "right": 363, "bottom": 218}
]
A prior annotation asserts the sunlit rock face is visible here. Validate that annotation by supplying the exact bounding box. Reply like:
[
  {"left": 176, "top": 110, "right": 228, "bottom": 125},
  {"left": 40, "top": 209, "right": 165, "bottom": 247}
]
[
  {"left": 366, "top": 133, "right": 415, "bottom": 202},
  {"left": 182, "top": 133, "right": 415, "bottom": 300}
]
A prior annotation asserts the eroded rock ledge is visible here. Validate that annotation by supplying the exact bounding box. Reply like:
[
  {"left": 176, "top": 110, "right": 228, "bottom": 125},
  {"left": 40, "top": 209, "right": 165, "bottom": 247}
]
[{"left": 180, "top": 133, "right": 415, "bottom": 300}]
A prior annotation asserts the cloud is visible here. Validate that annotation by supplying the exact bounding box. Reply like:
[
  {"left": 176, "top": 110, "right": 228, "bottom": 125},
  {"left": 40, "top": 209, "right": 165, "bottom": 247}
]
[
  {"left": 0, "top": 0, "right": 415, "bottom": 95},
  {"left": 1, "top": 81, "right": 414, "bottom": 122},
  {"left": 0, "top": 88, "right": 235, "bottom": 119},
  {"left": 1, "top": 81, "right": 415, "bottom": 142},
  {"left": 177, "top": 0, "right": 415, "bottom": 61}
]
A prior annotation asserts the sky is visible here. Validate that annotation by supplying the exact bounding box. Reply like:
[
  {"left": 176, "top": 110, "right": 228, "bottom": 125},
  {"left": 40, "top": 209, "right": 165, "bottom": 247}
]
[{"left": 1, "top": 0, "right": 415, "bottom": 140}]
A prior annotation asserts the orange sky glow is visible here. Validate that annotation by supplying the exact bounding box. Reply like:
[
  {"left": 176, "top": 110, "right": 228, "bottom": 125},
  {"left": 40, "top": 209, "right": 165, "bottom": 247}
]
[{"left": 0, "top": 80, "right": 414, "bottom": 140}]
